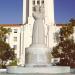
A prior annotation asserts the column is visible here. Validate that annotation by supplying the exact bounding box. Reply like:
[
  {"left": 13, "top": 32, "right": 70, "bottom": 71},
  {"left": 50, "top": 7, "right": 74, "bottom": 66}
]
[
  {"left": 23, "top": 0, "right": 29, "bottom": 24},
  {"left": 28, "top": 0, "right": 34, "bottom": 24}
]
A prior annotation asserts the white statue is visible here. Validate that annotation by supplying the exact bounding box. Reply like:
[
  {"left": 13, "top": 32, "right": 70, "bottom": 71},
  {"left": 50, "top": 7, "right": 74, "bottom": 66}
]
[
  {"left": 32, "top": 5, "right": 45, "bottom": 45},
  {"left": 25, "top": 5, "right": 49, "bottom": 67}
]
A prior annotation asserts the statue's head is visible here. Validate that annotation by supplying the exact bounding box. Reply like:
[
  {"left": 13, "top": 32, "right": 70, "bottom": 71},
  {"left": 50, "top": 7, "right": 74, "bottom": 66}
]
[{"left": 34, "top": 5, "right": 40, "bottom": 12}]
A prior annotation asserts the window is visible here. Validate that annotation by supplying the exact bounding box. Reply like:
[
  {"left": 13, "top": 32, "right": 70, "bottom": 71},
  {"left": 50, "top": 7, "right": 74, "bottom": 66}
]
[
  {"left": 5, "top": 36, "right": 8, "bottom": 41},
  {"left": 9, "top": 29, "right": 12, "bottom": 32},
  {"left": 6, "top": 36, "right": 8, "bottom": 39},
  {"left": 14, "top": 29, "right": 17, "bottom": 33},
  {"left": 54, "top": 32, "right": 60, "bottom": 43},
  {"left": 33, "top": 1, "right": 35, "bottom": 5},
  {"left": 13, "top": 45, "right": 17, "bottom": 49},
  {"left": 42, "top": 0, "right": 44, "bottom": 4},
  {"left": 37, "top": 1, "right": 40, "bottom": 4},
  {"left": 13, "top": 37, "right": 17, "bottom": 42}
]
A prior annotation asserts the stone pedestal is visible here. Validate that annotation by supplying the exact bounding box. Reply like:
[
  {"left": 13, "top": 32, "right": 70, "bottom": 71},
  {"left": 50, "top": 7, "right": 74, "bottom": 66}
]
[
  {"left": 25, "top": 44, "right": 50, "bottom": 67},
  {"left": 7, "top": 66, "right": 70, "bottom": 73}
]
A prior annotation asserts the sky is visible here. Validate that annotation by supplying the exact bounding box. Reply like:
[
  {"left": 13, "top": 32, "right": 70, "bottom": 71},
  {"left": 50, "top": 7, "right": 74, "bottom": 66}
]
[
  {"left": 55, "top": 0, "right": 75, "bottom": 24},
  {"left": 0, "top": 0, "right": 22, "bottom": 24},
  {"left": 0, "top": 0, "right": 75, "bottom": 24}
]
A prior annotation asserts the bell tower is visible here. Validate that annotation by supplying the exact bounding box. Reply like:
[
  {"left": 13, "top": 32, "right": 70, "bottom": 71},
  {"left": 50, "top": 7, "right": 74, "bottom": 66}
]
[{"left": 27, "top": 0, "right": 54, "bottom": 24}]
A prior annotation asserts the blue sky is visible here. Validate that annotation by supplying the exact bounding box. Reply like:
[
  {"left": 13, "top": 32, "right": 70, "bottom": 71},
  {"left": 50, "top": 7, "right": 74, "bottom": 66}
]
[
  {"left": 0, "top": 0, "right": 75, "bottom": 24},
  {"left": 55, "top": 0, "right": 75, "bottom": 24},
  {"left": 0, "top": 0, "right": 22, "bottom": 24}
]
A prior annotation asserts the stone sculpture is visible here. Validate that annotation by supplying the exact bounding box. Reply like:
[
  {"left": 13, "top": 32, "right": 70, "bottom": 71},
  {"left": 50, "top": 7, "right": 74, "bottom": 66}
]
[
  {"left": 32, "top": 5, "right": 45, "bottom": 45},
  {"left": 25, "top": 5, "right": 49, "bottom": 67}
]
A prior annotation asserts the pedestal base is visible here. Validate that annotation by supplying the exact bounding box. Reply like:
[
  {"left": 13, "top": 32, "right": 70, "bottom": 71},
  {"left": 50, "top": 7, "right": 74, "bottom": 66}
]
[
  {"left": 25, "top": 44, "right": 50, "bottom": 67},
  {"left": 7, "top": 66, "right": 70, "bottom": 73}
]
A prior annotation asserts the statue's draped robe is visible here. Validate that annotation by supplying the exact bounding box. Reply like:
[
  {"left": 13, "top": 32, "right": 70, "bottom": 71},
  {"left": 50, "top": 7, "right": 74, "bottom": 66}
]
[{"left": 32, "top": 12, "right": 45, "bottom": 45}]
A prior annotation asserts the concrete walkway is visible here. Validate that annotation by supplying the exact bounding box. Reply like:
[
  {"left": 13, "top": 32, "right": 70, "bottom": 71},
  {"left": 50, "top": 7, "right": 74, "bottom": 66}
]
[{"left": 0, "top": 73, "right": 74, "bottom": 75}]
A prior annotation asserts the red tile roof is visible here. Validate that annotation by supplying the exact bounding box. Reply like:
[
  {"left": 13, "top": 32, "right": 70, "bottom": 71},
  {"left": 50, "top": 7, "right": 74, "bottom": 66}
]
[
  {"left": 56, "top": 24, "right": 67, "bottom": 26},
  {"left": 0, "top": 24, "right": 22, "bottom": 27},
  {"left": 0, "top": 24, "right": 67, "bottom": 27}
]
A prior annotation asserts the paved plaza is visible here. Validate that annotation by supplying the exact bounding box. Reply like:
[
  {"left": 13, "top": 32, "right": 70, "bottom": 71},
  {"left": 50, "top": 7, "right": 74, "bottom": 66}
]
[{"left": 0, "top": 73, "right": 74, "bottom": 75}]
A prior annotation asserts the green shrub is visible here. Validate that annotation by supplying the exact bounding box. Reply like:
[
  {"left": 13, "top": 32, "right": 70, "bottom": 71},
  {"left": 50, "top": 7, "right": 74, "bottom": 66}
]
[{"left": 9, "top": 59, "right": 17, "bottom": 66}]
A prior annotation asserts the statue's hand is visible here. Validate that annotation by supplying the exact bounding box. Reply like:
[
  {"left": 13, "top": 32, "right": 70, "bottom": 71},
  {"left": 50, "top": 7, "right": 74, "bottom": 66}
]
[{"left": 40, "top": 5, "right": 45, "bottom": 18}]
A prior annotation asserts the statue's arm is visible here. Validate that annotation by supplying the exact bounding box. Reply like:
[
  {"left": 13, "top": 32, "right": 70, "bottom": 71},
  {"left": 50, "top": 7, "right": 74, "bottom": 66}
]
[{"left": 32, "top": 12, "right": 37, "bottom": 19}]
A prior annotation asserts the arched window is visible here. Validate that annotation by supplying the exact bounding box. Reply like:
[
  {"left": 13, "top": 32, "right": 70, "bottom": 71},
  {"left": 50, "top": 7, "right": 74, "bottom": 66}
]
[
  {"left": 37, "top": 0, "right": 40, "bottom": 5},
  {"left": 42, "top": 0, "right": 44, "bottom": 4},
  {"left": 33, "top": 0, "right": 35, "bottom": 5}
]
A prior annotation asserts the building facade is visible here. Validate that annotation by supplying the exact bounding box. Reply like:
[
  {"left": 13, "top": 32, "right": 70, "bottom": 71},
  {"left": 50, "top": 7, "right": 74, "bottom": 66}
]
[{"left": 0, "top": 23, "right": 61, "bottom": 65}]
